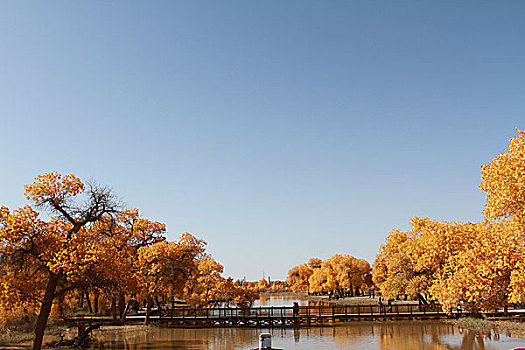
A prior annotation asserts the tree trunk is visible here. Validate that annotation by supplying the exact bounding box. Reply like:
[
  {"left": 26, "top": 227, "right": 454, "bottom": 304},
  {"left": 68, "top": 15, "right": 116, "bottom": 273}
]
[
  {"left": 145, "top": 295, "right": 152, "bottom": 325},
  {"left": 33, "top": 274, "right": 59, "bottom": 350},
  {"left": 79, "top": 291, "right": 84, "bottom": 309},
  {"left": 93, "top": 291, "right": 99, "bottom": 314},
  {"left": 57, "top": 293, "right": 65, "bottom": 318},
  {"left": 118, "top": 294, "right": 126, "bottom": 320},
  {"left": 155, "top": 295, "right": 162, "bottom": 310},
  {"left": 111, "top": 296, "right": 117, "bottom": 323},
  {"left": 85, "top": 291, "right": 93, "bottom": 313},
  {"left": 120, "top": 299, "right": 131, "bottom": 323}
]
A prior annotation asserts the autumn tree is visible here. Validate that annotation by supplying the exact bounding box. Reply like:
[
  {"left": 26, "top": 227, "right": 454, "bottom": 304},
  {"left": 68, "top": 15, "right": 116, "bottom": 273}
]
[
  {"left": 308, "top": 258, "right": 322, "bottom": 269},
  {"left": 0, "top": 173, "right": 120, "bottom": 350},
  {"left": 372, "top": 228, "right": 428, "bottom": 301},
  {"left": 428, "top": 219, "right": 522, "bottom": 312},
  {"left": 287, "top": 263, "right": 314, "bottom": 292},
  {"left": 219, "top": 278, "right": 259, "bottom": 308},
  {"left": 286, "top": 257, "right": 324, "bottom": 292},
  {"left": 184, "top": 255, "right": 225, "bottom": 307},
  {"left": 0, "top": 172, "right": 260, "bottom": 346},
  {"left": 309, "top": 254, "right": 371, "bottom": 296},
  {"left": 88, "top": 209, "right": 166, "bottom": 321},
  {"left": 479, "top": 129, "right": 525, "bottom": 305},
  {"left": 135, "top": 233, "right": 206, "bottom": 324},
  {"left": 481, "top": 129, "right": 525, "bottom": 224},
  {"left": 373, "top": 129, "right": 525, "bottom": 312},
  {"left": 428, "top": 129, "right": 525, "bottom": 311}
]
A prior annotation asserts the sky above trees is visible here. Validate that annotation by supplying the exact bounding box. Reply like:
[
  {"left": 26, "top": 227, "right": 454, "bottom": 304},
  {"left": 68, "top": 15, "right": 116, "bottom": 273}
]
[{"left": 1, "top": 1, "right": 524, "bottom": 280}]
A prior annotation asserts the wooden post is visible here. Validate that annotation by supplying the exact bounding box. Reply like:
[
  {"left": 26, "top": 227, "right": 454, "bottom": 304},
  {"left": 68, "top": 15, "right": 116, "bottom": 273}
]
[{"left": 307, "top": 305, "right": 310, "bottom": 324}]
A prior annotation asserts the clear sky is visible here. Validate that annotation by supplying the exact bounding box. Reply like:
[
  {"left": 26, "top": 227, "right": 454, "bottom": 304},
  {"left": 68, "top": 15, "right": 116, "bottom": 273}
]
[{"left": 1, "top": 1, "right": 524, "bottom": 280}]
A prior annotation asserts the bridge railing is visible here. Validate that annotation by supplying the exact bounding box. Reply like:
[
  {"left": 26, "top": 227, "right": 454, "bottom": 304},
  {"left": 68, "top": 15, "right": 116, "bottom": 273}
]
[{"left": 158, "top": 303, "right": 447, "bottom": 319}]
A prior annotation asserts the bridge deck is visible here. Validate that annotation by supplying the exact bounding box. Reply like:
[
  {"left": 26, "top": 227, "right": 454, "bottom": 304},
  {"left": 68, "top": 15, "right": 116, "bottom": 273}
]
[{"left": 66, "top": 304, "right": 525, "bottom": 327}]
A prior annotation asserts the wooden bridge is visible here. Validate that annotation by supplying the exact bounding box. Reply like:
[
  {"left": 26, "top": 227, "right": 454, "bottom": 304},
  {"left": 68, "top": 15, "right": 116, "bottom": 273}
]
[
  {"left": 156, "top": 303, "right": 524, "bottom": 327},
  {"left": 66, "top": 304, "right": 525, "bottom": 328}
]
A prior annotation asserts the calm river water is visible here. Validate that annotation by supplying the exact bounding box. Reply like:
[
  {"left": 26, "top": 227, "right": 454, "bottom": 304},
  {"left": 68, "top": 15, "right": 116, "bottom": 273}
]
[{"left": 88, "top": 296, "right": 525, "bottom": 350}]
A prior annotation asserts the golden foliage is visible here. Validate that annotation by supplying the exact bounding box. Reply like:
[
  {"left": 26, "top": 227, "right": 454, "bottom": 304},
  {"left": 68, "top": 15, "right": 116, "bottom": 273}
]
[
  {"left": 1, "top": 172, "right": 258, "bottom": 347},
  {"left": 373, "top": 129, "right": 525, "bottom": 311},
  {"left": 287, "top": 254, "right": 371, "bottom": 294},
  {"left": 287, "top": 263, "right": 314, "bottom": 292},
  {"left": 309, "top": 254, "right": 371, "bottom": 294},
  {"left": 481, "top": 129, "right": 525, "bottom": 222}
]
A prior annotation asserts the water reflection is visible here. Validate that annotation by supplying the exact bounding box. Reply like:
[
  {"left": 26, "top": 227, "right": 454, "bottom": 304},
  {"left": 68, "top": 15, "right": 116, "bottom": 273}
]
[
  {"left": 88, "top": 294, "right": 525, "bottom": 349},
  {"left": 89, "top": 321, "right": 525, "bottom": 350},
  {"left": 254, "top": 295, "right": 355, "bottom": 308},
  {"left": 253, "top": 295, "right": 308, "bottom": 307}
]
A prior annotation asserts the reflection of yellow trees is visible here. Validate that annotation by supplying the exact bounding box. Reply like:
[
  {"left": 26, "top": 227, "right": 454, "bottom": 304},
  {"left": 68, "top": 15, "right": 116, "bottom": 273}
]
[
  {"left": 95, "top": 326, "right": 265, "bottom": 350},
  {"left": 373, "top": 129, "right": 525, "bottom": 312},
  {"left": 92, "top": 322, "right": 503, "bottom": 350},
  {"left": 376, "top": 321, "right": 495, "bottom": 350}
]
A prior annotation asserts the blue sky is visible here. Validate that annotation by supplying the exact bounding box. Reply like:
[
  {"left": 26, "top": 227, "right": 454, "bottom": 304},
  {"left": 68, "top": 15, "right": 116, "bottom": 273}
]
[{"left": 1, "top": 1, "right": 524, "bottom": 280}]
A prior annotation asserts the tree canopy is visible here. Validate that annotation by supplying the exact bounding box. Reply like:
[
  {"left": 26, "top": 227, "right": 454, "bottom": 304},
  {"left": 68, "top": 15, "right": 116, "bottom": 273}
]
[
  {"left": 0, "top": 172, "right": 257, "bottom": 350},
  {"left": 373, "top": 129, "right": 525, "bottom": 312}
]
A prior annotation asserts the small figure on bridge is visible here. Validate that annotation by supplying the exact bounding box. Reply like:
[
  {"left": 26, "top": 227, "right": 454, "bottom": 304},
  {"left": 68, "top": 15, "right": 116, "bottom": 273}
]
[{"left": 293, "top": 302, "right": 299, "bottom": 317}]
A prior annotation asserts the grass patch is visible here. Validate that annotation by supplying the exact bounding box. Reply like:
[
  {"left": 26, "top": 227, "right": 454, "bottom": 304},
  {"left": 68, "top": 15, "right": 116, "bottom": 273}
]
[
  {"left": 0, "top": 316, "right": 35, "bottom": 345},
  {"left": 454, "top": 317, "right": 493, "bottom": 332},
  {"left": 448, "top": 317, "right": 525, "bottom": 338},
  {"left": 0, "top": 316, "right": 68, "bottom": 347}
]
